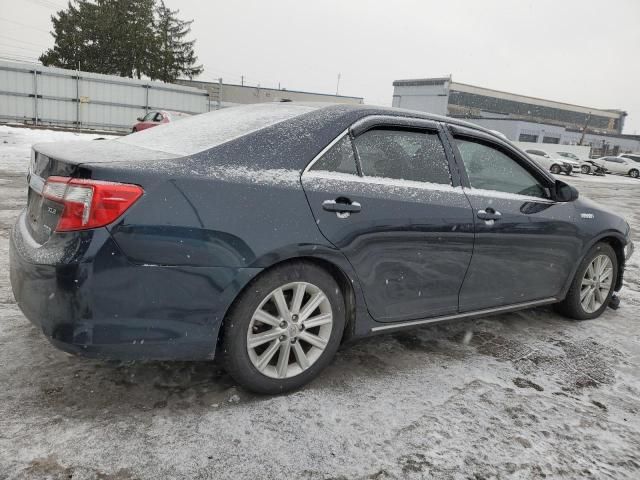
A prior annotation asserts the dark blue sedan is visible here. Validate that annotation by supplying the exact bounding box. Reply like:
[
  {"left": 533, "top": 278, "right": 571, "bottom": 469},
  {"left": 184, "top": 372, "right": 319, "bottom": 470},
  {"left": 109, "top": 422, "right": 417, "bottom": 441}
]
[{"left": 10, "top": 103, "right": 634, "bottom": 393}]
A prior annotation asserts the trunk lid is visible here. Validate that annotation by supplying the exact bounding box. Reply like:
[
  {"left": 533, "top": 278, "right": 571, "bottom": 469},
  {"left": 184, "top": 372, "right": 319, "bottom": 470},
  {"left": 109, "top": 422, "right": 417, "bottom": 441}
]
[{"left": 26, "top": 140, "right": 177, "bottom": 244}]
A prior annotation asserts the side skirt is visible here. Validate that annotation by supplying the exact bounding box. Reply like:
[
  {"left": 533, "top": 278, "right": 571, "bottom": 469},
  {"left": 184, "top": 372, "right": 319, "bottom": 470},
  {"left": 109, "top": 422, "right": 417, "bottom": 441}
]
[{"left": 370, "top": 297, "right": 558, "bottom": 333}]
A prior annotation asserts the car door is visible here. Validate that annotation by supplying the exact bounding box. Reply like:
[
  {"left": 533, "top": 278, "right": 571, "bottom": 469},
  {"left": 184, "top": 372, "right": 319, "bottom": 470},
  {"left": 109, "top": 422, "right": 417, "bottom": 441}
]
[
  {"left": 301, "top": 116, "right": 474, "bottom": 322},
  {"left": 611, "top": 157, "right": 631, "bottom": 174},
  {"left": 447, "top": 126, "right": 581, "bottom": 312}
]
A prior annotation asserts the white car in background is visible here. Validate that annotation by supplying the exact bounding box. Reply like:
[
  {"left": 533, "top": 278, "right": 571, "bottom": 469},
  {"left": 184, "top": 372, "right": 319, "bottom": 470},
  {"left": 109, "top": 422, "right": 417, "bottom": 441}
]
[
  {"left": 593, "top": 156, "right": 640, "bottom": 178},
  {"left": 619, "top": 153, "right": 640, "bottom": 164},
  {"left": 556, "top": 151, "right": 586, "bottom": 173},
  {"left": 524, "top": 149, "right": 573, "bottom": 175}
]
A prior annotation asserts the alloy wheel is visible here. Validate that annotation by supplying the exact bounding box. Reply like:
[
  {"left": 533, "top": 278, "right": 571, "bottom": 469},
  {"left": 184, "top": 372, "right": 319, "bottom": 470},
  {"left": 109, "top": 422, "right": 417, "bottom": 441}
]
[
  {"left": 581, "top": 165, "right": 590, "bottom": 174},
  {"left": 246, "top": 282, "right": 333, "bottom": 379},
  {"left": 580, "top": 254, "right": 613, "bottom": 313}
]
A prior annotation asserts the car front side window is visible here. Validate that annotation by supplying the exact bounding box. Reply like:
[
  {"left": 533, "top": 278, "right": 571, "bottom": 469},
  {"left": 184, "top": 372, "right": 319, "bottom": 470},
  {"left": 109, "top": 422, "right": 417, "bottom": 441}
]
[
  {"left": 456, "top": 138, "right": 548, "bottom": 199},
  {"left": 353, "top": 129, "right": 451, "bottom": 185}
]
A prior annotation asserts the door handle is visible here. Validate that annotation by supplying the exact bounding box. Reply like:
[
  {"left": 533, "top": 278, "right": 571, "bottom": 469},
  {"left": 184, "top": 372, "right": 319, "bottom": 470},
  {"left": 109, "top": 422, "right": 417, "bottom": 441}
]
[
  {"left": 322, "top": 199, "right": 362, "bottom": 213},
  {"left": 477, "top": 208, "right": 502, "bottom": 221}
]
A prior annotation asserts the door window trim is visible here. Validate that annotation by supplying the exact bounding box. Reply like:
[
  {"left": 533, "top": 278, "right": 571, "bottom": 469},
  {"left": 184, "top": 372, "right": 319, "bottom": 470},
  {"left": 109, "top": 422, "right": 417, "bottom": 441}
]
[
  {"left": 303, "top": 115, "right": 464, "bottom": 189},
  {"left": 302, "top": 128, "right": 351, "bottom": 175}
]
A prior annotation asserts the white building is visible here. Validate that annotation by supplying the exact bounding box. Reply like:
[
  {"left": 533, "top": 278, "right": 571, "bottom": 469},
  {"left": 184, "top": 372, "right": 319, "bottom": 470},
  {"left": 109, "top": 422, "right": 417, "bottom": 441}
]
[{"left": 392, "top": 76, "right": 639, "bottom": 155}]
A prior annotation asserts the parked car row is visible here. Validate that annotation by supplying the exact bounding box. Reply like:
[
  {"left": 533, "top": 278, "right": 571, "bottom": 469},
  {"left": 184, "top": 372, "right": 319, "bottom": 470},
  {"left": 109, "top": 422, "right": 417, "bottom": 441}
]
[
  {"left": 524, "top": 148, "right": 640, "bottom": 179},
  {"left": 525, "top": 149, "right": 575, "bottom": 175}
]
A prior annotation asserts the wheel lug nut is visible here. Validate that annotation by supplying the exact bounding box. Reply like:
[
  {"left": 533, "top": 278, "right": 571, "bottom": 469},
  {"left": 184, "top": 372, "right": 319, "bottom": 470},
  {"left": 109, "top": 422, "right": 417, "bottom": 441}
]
[
  {"left": 292, "top": 314, "right": 299, "bottom": 322},
  {"left": 279, "top": 321, "right": 287, "bottom": 328},
  {"left": 291, "top": 338, "right": 297, "bottom": 344},
  {"left": 279, "top": 335, "right": 286, "bottom": 342}
]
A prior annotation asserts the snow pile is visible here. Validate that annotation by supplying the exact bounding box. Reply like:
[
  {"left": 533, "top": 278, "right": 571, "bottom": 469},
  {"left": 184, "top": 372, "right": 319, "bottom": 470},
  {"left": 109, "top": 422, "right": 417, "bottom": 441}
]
[{"left": 0, "top": 125, "right": 114, "bottom": 175}]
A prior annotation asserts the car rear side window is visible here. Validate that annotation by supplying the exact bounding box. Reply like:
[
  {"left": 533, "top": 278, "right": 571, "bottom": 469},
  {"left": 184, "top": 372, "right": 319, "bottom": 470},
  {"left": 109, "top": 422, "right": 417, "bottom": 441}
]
[
  {"left": 310, "top": 135, "right": 358, "bottom": 175},
  {"left": 456, "top": 138, "right": 548, "bottom": 198},
  {"left": 353, "top": 129, "right": 451, "bottom": 185}
]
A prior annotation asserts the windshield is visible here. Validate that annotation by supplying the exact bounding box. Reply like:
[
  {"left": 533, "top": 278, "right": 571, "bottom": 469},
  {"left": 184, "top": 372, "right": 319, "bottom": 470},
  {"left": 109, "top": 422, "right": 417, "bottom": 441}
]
[{"left": 118, "top": 103, "right": 318, "bottom": 156}]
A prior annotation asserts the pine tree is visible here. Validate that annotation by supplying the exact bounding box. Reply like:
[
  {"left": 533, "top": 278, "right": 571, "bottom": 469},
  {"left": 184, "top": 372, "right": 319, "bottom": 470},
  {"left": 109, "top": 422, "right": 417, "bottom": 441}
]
[
  {"left": 152, "top": 0, "right": 203, "bottom": 82},
  {"left": 39, "top": 0, "right": 202, "bottom": 82},
  {"left": 39, "top": 1, "right": 95, "bottom": 70}
]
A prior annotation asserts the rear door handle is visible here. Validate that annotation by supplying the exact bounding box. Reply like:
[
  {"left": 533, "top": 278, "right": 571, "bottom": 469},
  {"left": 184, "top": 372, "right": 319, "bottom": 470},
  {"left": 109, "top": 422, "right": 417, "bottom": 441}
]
[
  {"left": 322, "top": 199, "right": 362, "bottom": 213},
  {"left": 477, "top": 208, "right": 501, "bottom": 221}
]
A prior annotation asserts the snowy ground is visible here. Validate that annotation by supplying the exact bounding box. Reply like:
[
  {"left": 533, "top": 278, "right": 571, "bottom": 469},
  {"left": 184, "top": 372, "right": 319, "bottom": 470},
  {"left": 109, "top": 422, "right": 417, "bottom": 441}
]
[{"left": 0, "top": 126, "right": 639, "bottom": 479}]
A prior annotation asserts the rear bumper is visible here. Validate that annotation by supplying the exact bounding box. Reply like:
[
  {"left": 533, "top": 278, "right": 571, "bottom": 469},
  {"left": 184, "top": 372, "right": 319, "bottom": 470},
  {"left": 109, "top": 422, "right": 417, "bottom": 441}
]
[{"left": 10, "top": 211, "right": 261, "bottom": 360}]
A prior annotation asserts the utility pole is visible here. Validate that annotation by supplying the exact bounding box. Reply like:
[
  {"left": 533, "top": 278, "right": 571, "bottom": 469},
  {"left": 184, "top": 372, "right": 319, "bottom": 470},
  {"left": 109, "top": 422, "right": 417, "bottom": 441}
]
[
  {"left": 241, "top": 75, "right": 244, "bottom": 86},
  {"left": 217, "top": 77, "right": 222, "bottom": 110},
  {"left": 336, "top": 73, "right": 341, "bottom": 96},
  {"left": 578, "top": 112, "right": 592, "bottom": 146}
]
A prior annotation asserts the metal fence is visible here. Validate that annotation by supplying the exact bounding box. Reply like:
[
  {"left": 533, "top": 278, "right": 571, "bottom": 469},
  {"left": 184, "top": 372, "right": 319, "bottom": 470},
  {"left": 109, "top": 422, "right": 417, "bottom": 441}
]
[{"left": 0, "top": 60, "right": 210, "bottom": 132}]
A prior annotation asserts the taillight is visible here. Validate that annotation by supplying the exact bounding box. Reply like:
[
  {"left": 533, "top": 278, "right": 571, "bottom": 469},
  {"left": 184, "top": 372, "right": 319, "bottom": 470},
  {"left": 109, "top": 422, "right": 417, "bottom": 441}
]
[{"left": 42, "top": 176, "right": 144, "bottom": 232}]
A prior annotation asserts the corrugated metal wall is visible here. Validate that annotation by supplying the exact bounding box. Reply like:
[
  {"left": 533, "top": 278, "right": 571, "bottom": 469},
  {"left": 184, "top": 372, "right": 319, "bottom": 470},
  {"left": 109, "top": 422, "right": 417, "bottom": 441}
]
[{"left": 0, "top": 60, "right": 210, "bottom": 132}]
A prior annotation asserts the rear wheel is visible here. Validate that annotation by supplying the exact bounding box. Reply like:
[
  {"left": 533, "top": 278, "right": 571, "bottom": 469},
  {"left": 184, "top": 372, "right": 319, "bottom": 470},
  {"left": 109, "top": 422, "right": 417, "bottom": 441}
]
[
  {"left": 555, "top": 242, "right": 617, "bottom": 320},
  {"left": 550, "top": 164, "right": 561, "bottom": 175},
  {"left": 629, "top": 169, "right": 639, "bottom": 178},
  {"left": 222, "top": 262, "right": 345, "bottom": 394},
  {"left": 581, "top": 165, "right": 591, "bottom": 174}
]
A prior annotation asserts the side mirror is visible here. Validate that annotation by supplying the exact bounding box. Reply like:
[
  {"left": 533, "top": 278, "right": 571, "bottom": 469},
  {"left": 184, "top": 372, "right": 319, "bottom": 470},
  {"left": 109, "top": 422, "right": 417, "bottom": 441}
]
[
  {"left": 136, "top": 116, "right": 144, "bottom": 121},
  {"left": 555, "top": 180, "right": 579, "bottom": 202}
]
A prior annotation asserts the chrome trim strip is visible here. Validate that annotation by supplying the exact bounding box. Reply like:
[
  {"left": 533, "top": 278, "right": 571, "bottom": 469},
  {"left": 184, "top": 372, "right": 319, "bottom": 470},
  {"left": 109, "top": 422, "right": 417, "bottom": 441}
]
[
  {"left": 370, "top": 297, "right": 558, "bottom": 332},
  {"left": 304, "top": 169, "right": 463, "bottom": 194},
  {"left": 28, "top": 172, "right": 45, "bottom": 195},
  {"left": 302, "top": 128, "right": 349, "bottom": 175},
  {"left": 464, "top": 187, "right": 557, "bottom": 204}
]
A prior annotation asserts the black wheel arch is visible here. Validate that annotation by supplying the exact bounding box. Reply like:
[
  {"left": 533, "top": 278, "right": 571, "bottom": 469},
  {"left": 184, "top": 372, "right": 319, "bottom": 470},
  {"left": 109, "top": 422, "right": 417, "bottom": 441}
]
[
  {"left": 216, "top": 254, "right": 359, "bottom": 352},
  {"left": 560, "top": 232, "right": 627, "bottom": 300}
]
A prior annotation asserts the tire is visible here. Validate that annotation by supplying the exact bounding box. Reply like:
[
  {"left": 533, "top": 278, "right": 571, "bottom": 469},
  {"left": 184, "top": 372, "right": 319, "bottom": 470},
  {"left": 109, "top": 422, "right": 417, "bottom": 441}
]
[
  {"left": 221, "top": 261, "right": 346, "bottom": 394},
  {"left": 555, "top": 242, "right": 618, "bottom": 320},
  {"left": 629, "top": 169, "right": 639, "bottom": 178},
  {"left": 550, "top": 164, "right": 561, "bottom": 175},
  {"left": 581, "top": 165, "right": 591, "bottom": 175}
]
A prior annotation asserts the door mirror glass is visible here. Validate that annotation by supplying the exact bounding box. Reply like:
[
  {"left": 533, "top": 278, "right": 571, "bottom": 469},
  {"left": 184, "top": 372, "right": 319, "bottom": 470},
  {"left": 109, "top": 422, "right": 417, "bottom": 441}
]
[{"left": 555, "top": 180, "right": 579, "bottom": 202}]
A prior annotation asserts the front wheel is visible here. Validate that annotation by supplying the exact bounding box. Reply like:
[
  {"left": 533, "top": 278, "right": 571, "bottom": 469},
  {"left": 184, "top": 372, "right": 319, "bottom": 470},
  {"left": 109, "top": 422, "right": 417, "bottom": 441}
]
[
  {"left": 555, "top": 242, "right": 618, "bottom": 320},
  {"left": 222, "top": 262, "right": 346, "bottom": 394},
  {"left": 629, "top": 169, "right": 639, "bottom": 178},
  {"left": 581, "top": 165, "right": 591, "bottom": 174},
  {"left": 550, "top": 164, "right": 562, "bottom": 175}
]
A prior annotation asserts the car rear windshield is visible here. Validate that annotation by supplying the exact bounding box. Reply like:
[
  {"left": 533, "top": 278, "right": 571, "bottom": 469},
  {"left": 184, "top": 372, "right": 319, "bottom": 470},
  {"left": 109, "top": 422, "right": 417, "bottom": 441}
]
[{"left": 118, "top": 103, "right": 319, "bottom": 156}]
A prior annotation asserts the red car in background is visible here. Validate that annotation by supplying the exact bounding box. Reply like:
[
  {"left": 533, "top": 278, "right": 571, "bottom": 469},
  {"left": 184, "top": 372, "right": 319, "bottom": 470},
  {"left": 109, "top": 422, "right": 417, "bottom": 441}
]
[{"left": 131, "top": 110, "right": 191, "bottom": 132}]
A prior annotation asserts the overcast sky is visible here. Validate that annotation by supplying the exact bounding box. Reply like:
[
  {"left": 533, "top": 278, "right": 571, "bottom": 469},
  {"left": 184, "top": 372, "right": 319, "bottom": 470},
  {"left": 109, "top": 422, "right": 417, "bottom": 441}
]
[{"left": 2, "top": 0, "right": 639, "bottom": 133}]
